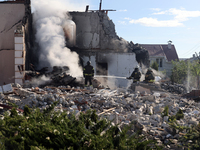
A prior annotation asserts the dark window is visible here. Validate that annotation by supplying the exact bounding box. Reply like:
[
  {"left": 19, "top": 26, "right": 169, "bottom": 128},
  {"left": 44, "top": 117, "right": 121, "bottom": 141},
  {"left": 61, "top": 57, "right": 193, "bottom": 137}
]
[
  {"left": 156, "top": 59, "right": 159, "bottom": 65},
  {"left": 96, "top": 63, "right": 108, "bottom": 75},
  {"left": 160, "top": 59, "right": 163, "bottom": 67}
]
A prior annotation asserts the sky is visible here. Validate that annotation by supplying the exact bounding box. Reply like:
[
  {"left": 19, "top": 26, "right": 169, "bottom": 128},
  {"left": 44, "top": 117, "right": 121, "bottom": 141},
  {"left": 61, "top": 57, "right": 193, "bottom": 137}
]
[
  {"left": 1, "top": 0, "right": 200, "bottom": 58},
  {"left": 87, "top": 0, "right": 200, "bottom": 58}
]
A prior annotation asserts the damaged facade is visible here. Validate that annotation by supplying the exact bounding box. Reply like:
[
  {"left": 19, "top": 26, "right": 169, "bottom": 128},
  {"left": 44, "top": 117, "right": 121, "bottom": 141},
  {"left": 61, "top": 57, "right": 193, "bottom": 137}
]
[
  {"left": 0, "top": 1, "right": 180, "bottom": 87},
  {"left": 0, "top": 0, "right": 32, "bottom": 86},
  {"left": 69, "top": 10, "right": 149, "bottom": 87},
  {"left": 0, "top": 1, "right": 149, "bottom": 87}
]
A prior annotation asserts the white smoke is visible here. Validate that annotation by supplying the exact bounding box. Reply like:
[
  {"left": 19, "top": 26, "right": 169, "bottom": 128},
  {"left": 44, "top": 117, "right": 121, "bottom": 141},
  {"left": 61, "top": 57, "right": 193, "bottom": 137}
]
[
  {"left": 28, "top": 75, "right": 51, "bottom": 87},
  {"left": 32, "top": 0, "right": 88, "bottom": 77}
]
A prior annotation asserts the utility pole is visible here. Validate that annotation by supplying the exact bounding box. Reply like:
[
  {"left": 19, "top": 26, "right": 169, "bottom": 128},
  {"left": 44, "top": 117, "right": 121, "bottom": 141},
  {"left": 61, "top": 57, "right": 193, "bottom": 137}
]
[
  {"left": 195, "top": 52, "right": 200, "bottom": 63},
  {"left": 99, "top": 0, "right": 102, "bottom": 11}
]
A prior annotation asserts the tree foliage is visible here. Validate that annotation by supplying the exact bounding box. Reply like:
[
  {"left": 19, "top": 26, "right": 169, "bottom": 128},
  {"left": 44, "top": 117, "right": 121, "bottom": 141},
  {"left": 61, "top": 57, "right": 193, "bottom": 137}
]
[
  {"left": 161, "top": 105, "right": 169, "bottom": 118},
  {"left": 0, "top": 102, "right": 162, "bottom": 150},
  {"left": 190, "top": 60, "right": 200, "bottom": 89},
  {"left": 169, "top": 118, "right": 200, "bottom": 150},
  {"left": 171, "top": 60, "right": 200, "bottom": 89},
  {"left": 171, "top": 60, "right": 189, "bottom": 84},
  {"left": 151, "top": 61, "right": 159, "bottom": 71},
  {"left": 166, "top": 108, "right": 200, "bottom": 149}
]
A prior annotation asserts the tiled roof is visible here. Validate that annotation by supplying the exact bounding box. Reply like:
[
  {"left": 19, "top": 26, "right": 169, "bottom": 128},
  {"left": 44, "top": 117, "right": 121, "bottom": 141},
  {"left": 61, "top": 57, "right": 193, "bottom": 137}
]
[
  {"left": 140, "top": 44, "right": 179, "bottom": 61},
  {"left": 161, "top": 45, "right": 179, "bottom": 61}
]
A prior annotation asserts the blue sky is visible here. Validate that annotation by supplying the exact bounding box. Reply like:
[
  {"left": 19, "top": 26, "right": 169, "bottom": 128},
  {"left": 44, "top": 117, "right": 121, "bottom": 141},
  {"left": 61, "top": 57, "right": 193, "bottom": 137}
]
[
  {"left": 87, "top": 0, "right": 200, "bottom": 58},
  {"left": 2, "top": 0, "right": 200, "bottom": 58}
]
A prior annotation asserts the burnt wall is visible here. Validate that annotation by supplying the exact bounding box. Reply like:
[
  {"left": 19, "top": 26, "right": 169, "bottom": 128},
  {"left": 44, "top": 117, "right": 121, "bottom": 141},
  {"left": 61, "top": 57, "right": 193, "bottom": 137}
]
[
  {"left": 69, "top": 11, "right": 149, "bottom": 66},
  {"left": 23, "top": 2, "right": 34, "bottom": 70},
  {"left": 70, "top": 11, "right": 128, "bottom": 51}
]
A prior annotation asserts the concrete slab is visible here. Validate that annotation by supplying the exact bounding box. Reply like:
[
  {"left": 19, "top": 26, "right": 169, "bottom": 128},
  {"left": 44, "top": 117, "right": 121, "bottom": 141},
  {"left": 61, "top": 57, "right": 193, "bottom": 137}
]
[
  {"left": 2, "top": 84, "right": 13, "bottom": 94},
  {"left": 135, "top": 86, "right": 151, "bottom": 94}
]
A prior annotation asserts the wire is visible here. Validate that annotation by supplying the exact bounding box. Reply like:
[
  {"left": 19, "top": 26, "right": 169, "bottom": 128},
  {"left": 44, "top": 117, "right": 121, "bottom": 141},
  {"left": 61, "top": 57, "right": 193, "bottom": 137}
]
[{"left": 181, "top": 42, "right": 200, "bottom": 57}]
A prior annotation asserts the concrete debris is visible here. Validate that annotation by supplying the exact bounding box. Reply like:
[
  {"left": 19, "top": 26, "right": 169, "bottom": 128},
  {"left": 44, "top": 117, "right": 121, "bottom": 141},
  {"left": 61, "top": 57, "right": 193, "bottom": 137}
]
[
  {"left": 183, "top": 90, "right": 200, "bottom": 101},
  {"left": 161, "top": 83, "right": 187, "bottom": 94},
  {"left": 0, "top": 84, "right": 13, "bottom": 94},
  {"left": 0, "top": 82, "right": 199, "bottom": 149},
  {"left": 24, "top": 66, "right": 81, "bottom": 88}
]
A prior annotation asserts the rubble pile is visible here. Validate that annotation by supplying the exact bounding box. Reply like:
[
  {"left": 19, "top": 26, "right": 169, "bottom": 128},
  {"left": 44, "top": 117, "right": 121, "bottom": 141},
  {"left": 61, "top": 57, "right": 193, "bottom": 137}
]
[
  {"left": 161, "top": 82, "right": 187, "bottom": 94},
  {"left": 0, "top": 83, "right": 200, "bottom": 149},
  {"left": 24, "top": 72, "right": 82, "bottom": 89}
]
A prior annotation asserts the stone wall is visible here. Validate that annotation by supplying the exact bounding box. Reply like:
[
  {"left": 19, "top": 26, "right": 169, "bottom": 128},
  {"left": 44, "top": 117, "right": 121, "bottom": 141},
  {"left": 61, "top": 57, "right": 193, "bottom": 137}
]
[
  {"left": 70, "top": 11, "right": 128, "bottom": 51},
  {"left": 70, "top": 11, "right": 150, "bottom": 68}
]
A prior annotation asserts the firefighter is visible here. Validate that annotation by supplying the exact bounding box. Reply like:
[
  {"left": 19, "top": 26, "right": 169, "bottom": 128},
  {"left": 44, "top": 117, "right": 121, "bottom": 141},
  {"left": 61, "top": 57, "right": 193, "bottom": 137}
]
[
  {"left": 83, "top": 61, "right": 94, "bottom": 86},
  {"left": 128, "top": 66, "right": 141, "bottom": 83},
  {"left": 144, "top": 68, "right": 155, "bottom": 83}
]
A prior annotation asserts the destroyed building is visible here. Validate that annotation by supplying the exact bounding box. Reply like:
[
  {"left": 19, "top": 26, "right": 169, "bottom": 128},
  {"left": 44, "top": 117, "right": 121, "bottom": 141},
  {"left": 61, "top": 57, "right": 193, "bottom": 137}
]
[
  {"left": 68, "top": 8, "right": 149, "bottom": 88},
  {"left": 0, "top": 2, "right": 199, "bottom": 149},
  {"left": 1, "top": 1, "right": 180, "bottom": 88},
  {"left": 0, "top": 1, "right": 149, "bottom": 87},
  {"left": 0, "top": 0, "right": 32, "bottom": 85}
]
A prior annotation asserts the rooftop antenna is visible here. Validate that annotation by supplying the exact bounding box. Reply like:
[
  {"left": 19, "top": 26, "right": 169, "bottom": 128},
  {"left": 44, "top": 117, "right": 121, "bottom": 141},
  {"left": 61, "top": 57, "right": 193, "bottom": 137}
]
[{"left": 99, "top": 0, "right": 102, "bottom": 11}]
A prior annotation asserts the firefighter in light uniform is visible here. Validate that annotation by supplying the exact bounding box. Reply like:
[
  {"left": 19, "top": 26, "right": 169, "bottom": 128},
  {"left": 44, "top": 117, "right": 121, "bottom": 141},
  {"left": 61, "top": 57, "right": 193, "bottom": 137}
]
[
  {"left": 83, "top": 61, "right": 94, "bottom": 86},
  {"left": 145, "top": 68, "right": 155, "bottom": 83},
  {"left": 128, "top": 66, "right": 141, "bottom": 83}
]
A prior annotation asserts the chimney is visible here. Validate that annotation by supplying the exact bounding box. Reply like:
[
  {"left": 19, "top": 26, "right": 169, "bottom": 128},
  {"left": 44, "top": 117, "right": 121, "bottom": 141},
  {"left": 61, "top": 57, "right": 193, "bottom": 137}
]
[
  {"left": 99, "top": 0, "right": 102, "bottom": 11},
  {"left": 168, "top": 40, "right": 172, "bottom": 49},
  {"left": 85, "top": 5, "right": 89, "bottom": 12}
]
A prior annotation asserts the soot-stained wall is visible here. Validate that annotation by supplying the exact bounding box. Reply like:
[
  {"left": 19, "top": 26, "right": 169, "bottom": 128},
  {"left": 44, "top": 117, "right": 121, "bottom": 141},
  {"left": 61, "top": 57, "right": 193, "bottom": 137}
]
[
  {"left": 70, "top": 11, "right": 129, "bottom": 51},
  {"left": 70, "top": 11, "right": 149, "bottom": 66},
  {"left": 80, "top": 51, "right": 139, "bottom": 88}
]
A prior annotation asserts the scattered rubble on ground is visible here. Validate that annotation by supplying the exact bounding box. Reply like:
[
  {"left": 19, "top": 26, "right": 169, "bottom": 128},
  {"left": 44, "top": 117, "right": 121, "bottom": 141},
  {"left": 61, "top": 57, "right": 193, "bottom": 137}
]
[
  {"left": 0, "top": 81, "right": 199, "bottom": 149},
  {"left": 24, "top": 66, "right": 83, "bottom": 89}
]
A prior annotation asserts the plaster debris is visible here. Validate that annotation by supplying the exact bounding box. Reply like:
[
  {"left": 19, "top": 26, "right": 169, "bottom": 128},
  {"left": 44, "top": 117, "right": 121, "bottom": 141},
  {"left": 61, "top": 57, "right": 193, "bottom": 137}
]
[{"left": 0, "top": 82, "right": 198, "bottom": 149}]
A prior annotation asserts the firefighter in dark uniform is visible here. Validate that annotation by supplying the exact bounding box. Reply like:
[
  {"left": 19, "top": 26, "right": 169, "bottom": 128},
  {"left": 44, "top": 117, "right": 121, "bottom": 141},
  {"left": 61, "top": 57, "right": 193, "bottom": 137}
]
[
  {"left": 145, "top": 68, "right": 155, "bottom": 83},
  {"left": 128, "top": 67, "right": 141, "bottom": 83},
  {"left": 83, "top": 61, "right": 94, "bottom": 86}
]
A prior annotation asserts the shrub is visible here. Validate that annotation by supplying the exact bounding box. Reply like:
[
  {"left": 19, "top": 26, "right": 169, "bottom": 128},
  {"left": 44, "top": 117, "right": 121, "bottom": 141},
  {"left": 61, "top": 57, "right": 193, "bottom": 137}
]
[
  {"left": 161, "top": 106, "right": 169, "bottom": 118},
  {"left": 151, "top": 61, "right": 158, "bottom": 71},
  {"left": 175, "top": 109, "right": 184, "bottom": 120},
  {"left": 0, "top": 102, "right": 162, "bottom": 150}
]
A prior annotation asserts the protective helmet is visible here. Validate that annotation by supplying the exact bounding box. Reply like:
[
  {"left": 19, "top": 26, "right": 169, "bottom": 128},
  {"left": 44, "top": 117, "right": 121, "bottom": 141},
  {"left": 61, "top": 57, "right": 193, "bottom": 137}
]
[
  {"left": 87, "top": 61, "right": 91, "bottom": 65},
  {"left": 134, "top": 65, "right": 139, "bottom": 70},
  {"left": 134, "top": 67, "right": 139, "bottom": 71}
]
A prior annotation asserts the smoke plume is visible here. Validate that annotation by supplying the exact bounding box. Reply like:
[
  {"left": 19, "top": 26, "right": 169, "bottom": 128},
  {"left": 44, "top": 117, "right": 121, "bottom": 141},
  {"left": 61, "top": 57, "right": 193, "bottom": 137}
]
[{"left": 32, "top": 0, "right": 87, "bottom": 77}]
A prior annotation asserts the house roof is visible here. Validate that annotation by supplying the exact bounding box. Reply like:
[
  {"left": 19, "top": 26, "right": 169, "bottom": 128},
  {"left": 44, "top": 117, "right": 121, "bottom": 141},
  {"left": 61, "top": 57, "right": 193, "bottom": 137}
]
[
  {"left": 140, "top": 44, "right": 179, "bottom": 61},
  {"left": 0, "top": 0, "right": 25, "bottom": 3}
]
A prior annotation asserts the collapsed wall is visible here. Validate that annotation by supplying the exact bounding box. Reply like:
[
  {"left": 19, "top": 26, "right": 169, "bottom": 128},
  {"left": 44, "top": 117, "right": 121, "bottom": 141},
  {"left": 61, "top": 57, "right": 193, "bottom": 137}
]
[
  {"left": 69, "top": 11, "right": 149, "bottom": 66},
  {"left": 67, "top": 11, "right": 149, "bottom": 88}
]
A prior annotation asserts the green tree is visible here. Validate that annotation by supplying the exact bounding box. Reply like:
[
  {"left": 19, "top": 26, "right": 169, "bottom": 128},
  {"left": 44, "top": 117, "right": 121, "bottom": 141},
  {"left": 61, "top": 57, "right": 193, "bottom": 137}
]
[
  {"left": 0, "top": 102, "right": 162, "bottom": 150},
  {"left": 151, "top": 61, "right": 159, "bottom": 71},
  {"left": 190, "top": 60, "right": 200, "bottom": 89},
  {"left": 171, "top": 59, "right": 200, "bottom": 89},
  {"left": 161, "top": 105, "right": 169, "bottom": 118},
  {"left": 170, "top": 60, "right": 189, "bottom": 84}
]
